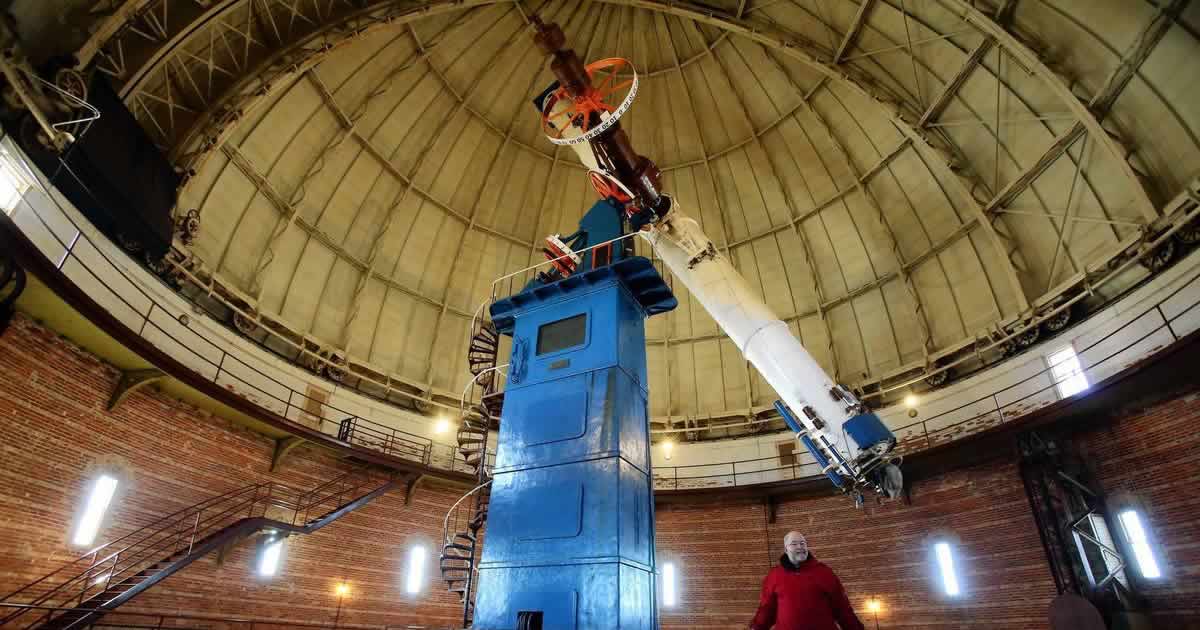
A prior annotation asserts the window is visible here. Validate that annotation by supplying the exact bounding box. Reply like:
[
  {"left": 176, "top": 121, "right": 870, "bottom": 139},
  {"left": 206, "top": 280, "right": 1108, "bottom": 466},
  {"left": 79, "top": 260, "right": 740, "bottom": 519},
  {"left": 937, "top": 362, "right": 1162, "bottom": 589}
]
[
  {"left": 0, "top": 148, "right": 30, "bottom": 215},
  {"left": 73, "top": 475, "right": 118, "bottom": 547},
  {"left": 934, "top": 542, "right": 961, "bottom": 596},
  {"left": 406, "top": 545, "right": 426, "bottom": 593},
  {"left": 1049, "top": 346, "right": 1088, "bottom": 398},
  {"left": 258, "top": 534, "right": 284, "bottom": 576},
  {"left": 536, "top": 313, "right": 586, "bottom": 355},
  {"left": 662, "top": 562, "right": 677, "bottom": 607},
  {"left": 1118, "top": 510, "right": 1161, "bottom": 579}
]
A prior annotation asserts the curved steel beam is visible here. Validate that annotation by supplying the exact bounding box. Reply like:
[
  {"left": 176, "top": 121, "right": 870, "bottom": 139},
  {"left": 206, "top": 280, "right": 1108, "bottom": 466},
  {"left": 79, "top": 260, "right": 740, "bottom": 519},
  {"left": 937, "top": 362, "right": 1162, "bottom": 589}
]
[
  {"left": 108, "top": 0, "right": 1028, "bottom": 319},
  {"left": 932, "top": 0, "right": 1162, "bottom": 221},
  {"left": 590, "top": 0, "right": 1030, "bottom": 313}
]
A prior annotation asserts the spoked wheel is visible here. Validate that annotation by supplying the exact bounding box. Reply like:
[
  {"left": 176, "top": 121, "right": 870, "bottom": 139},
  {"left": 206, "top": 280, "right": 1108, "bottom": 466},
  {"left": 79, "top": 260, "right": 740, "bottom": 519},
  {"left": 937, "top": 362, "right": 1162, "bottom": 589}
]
[
  {"left": 540, "top": 58, "right": 638, "bottom": 146},
  {"left": 54, "top": 68, "right": 87, "bottom": 106},
  {"left": 588, "top": 170, "right": 632, "bottom": 203}
]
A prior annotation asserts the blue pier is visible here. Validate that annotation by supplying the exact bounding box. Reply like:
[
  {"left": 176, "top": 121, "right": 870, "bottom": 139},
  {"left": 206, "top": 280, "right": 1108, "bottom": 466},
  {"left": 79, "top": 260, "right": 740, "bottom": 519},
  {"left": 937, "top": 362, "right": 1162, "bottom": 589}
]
[{"left": 474, "top": 254, "right": 675, "bottom": 630}]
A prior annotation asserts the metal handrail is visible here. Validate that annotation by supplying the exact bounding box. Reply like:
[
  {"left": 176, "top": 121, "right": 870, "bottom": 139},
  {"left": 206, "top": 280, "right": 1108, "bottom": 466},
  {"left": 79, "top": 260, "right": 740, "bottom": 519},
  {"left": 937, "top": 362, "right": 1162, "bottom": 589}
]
[
  {"left": 0, "top": 603, "right": 459, "bottom": 630},
  {"left": 0, "top": 469, "right": 386, "bottom": 627},
  {"left": 652, "top": 267, "right": 1200, "bottom": 489},
  {"left": 459, "top": 364, "right": 508, "bottom": 416},
  {"left": 0, "top": 133, "right": 465, "bottom": 474},
  {"left": 488, "top": 230, "right": 641, "bottom": 300},
  {"left": 441, "top": 480, "right": 493, "bottom": 547},
  {"left": 3, "top": 129, "right": 1198, "bottom": 495}
]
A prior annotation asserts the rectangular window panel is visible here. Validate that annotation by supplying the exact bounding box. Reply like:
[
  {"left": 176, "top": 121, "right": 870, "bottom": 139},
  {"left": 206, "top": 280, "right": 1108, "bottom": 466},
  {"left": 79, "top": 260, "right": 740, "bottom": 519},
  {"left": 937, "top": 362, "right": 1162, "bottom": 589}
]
[
  {"left": 1118, "top": 510, "right": 1161, "bottom": 579},
  {"left": 536, "top": 313, "right": 587, "bottom": 355},
  {"left": 935, "top": 542, "right": 960, "bottom": 596},
  {"left": 0, "top": 148, "right": 30, "bottom": 215},
  {"left": 258, "top": 536, "right": 283, "bottom": 576},
  {"left": 74, "top": 475, "right": 118, "bottom": 547},
  {"left": 662, "top": 562, "right": 677, "bottom": 606},
  {"left": 406, "top": 545, "right": 426, "bottom": 593},
  {"left": 1049, "top": 347, "right": 1089, "bottom": 398}
]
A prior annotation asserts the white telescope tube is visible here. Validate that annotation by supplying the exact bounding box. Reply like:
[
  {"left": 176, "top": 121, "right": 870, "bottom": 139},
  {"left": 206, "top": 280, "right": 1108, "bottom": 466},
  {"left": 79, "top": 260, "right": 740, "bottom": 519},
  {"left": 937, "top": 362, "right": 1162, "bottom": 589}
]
[{"left": 640, "top": 210, "right": 855, "bottom": 471}]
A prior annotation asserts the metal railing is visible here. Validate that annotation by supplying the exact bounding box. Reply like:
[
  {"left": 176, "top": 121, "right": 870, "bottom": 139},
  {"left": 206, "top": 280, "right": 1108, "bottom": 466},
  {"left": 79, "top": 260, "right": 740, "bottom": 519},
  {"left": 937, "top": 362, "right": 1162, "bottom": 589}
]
[
  {"left": 652, "top": 266, "right": 1200, "bottom": 490},
  {"left": 0, "top": 469, "right": 391, "bottom": 630},
  {"left": 5, "top": 130, "right": 1199, "bottom": 495},
  {"left": 487, "top": 231, "right": 641, "bottom": 302},
  {"left": 0, "top": 604, "right": 456, "bottom": 630},
  {"left": 0, "top": 133, "right": 473, "bottom": 477}
]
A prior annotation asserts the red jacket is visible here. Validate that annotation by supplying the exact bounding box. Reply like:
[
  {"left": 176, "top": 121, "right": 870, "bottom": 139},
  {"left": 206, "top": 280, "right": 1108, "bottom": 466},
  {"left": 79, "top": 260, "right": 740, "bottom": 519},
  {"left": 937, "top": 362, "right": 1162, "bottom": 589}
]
[{"left": 750, "top": 555, "right": 865, "bottom": 630}]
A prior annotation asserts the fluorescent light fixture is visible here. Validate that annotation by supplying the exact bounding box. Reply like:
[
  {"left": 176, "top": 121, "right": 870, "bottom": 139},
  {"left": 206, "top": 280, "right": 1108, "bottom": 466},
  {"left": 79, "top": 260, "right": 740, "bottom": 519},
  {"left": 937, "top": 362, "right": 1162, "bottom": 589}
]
[
  {"left": 73, "top": 475, "right": 118, "bottom": 547},
  {"left": 258, "top": 536, "right": 283, "bottom": 576},
  {"left": 1049, "top": 347, "right": 1088, "bottom": 398},
  {"left": 935, "top": 542, "right": 960, "bottom": 596},
  {"left": 1118, "top": 510, "right": 1161, "bottom": 579},
  {"left": 406, "top": 545, "right": 426, "bottom": 594},
  {"left": 662, "top": 562, "right": 677, "bottom": 606}
]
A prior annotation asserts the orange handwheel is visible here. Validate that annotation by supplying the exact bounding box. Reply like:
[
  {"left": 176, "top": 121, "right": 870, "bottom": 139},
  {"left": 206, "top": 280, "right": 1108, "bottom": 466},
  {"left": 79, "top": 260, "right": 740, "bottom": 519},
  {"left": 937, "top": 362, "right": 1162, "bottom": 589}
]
[
  {"left": 588, "top": 170, "right": 632, "bottom": 203},
  {"left": 541, "top": 58, "right": 638, "bottom": 146}
]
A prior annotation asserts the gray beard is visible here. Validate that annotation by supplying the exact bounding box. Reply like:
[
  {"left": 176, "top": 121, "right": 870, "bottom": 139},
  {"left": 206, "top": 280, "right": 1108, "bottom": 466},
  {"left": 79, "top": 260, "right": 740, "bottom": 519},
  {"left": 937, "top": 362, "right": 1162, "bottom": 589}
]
[{"left": 787, "top": 551, "right": 808, "bottom": 564}]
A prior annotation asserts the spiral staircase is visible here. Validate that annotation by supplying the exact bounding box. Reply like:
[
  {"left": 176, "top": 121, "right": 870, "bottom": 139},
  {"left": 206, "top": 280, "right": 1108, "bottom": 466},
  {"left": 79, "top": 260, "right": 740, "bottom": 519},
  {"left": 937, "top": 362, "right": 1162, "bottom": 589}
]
[{"left": 440, "top": 317, "right": 503, "bottom": 627}]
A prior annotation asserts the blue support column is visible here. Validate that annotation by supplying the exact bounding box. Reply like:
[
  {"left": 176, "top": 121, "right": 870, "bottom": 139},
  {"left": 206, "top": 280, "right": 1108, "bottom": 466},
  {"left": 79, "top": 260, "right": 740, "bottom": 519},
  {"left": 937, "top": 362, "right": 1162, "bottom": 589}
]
[{"left": 475, "top": 257, "right": 675, "bottom": 630}]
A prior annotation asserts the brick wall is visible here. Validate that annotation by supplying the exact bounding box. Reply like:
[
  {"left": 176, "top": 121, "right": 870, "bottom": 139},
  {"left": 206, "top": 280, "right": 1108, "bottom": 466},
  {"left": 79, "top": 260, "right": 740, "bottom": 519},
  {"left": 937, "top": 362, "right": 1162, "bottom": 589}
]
[
  {"left": 657, "top": 457, "right": 1059, "bottom": 630},
  {"left": 1077, "top": 390, "right": 1200, "bottom": 628},
  {"left": 0, "top": 313, "right": 467, "bottom": 629},
  {"left": 2, "top": 312, "right": 1198, "bottom": 630}
]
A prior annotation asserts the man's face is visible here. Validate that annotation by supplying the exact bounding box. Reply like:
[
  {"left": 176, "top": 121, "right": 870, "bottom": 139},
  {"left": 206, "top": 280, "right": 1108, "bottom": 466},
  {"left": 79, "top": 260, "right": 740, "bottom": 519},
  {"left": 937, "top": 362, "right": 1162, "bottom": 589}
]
[{"left": 784, "top": 532, "right": 808, "bottom": 563}]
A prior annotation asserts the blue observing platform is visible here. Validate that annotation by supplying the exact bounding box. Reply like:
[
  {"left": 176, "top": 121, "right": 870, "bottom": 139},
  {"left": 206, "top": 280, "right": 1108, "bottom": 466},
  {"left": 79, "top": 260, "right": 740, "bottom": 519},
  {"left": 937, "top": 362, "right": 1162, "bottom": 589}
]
[{"left": 473, "top": 255, "right": 675, "bottom": 630}]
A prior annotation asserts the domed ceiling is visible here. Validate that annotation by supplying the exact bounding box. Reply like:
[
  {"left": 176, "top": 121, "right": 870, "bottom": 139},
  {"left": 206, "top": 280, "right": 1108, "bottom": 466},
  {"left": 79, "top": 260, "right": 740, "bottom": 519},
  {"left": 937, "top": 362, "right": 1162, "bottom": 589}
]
[{"left": 33, "top": 0, "right": 1200, "bottom": 437}]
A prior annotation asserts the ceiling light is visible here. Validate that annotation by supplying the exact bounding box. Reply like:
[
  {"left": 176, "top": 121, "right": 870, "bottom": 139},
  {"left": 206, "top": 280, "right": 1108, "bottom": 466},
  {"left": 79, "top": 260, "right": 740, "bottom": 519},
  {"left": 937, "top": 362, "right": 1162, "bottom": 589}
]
[{"left": 904, "top": 394, "right": 918, "bottom": 409}]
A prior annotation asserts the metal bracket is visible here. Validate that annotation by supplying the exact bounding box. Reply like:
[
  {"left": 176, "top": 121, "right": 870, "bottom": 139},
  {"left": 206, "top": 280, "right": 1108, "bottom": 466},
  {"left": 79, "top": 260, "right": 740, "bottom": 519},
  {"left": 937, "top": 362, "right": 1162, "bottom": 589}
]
[
  {"left": 106, "top": 368, "right": 166, "bottom": 411},
  {"left": 270, "top": 436, "right": 307, "bottom": 472},
  {"left": 405, "top": 474, "right": 427, "bottom": 506}
]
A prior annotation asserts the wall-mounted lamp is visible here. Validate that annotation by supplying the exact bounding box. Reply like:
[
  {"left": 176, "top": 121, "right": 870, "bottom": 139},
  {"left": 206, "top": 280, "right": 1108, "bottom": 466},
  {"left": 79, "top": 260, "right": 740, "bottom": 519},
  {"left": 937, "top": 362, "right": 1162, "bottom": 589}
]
[
  {"left": 662, "top": 440, "right": 675, "bottom": 461},
  {"left": 864, "top": 598, "right": 883, "bottom": 629},
  {"left": 333, "top": 582, "right": 350, "bottom": 629}
]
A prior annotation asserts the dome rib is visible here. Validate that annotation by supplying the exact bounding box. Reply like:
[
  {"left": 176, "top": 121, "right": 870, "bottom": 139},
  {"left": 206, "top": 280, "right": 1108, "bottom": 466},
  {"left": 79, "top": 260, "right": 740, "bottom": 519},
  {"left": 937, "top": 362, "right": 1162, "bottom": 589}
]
[{"left": 79, "top": 0, "right": 1196, "bottom": 434}]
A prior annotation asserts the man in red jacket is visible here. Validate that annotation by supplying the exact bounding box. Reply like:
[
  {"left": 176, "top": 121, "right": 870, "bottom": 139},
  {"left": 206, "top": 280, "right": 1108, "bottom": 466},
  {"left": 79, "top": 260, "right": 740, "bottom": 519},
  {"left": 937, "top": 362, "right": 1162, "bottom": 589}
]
[{"left": 750, "top": 532, "right": 865, "bottom": 630}]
